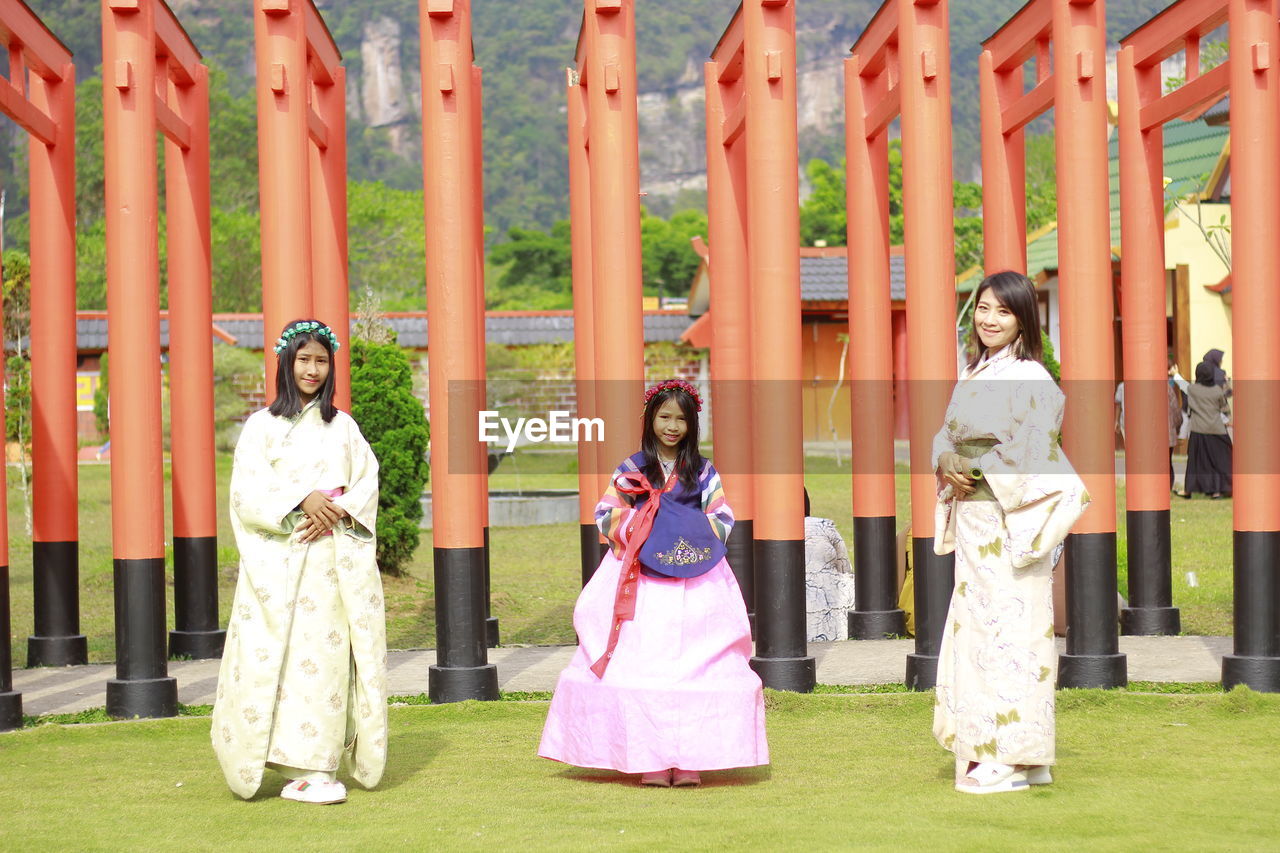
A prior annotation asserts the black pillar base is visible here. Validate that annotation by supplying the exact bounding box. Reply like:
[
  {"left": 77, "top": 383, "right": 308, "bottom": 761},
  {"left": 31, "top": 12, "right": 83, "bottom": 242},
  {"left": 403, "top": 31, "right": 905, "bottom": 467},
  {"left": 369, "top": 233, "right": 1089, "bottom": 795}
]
[
  {"left": 749, "top": 655, "right": 816, "bottom": 693},
  {"left": 26, "top": 634, "right": 88, "bottom": 668},
  {"left": 1058, "top": 653, "right": 1128, "bottom": 689},
  {"left": 482, "top": 528, "right": 499, "bottom": 648},
  {"left": 1229, "top": 532, "right": 1280, "bottom": 692},
  {"left": 29, "top": 541, "right": 86, "bottom": 667},
  {"left": 727, "top": 519, "right": 755, "bottom": 620},
  {"left": 580, "top": 524, "right": 604, "bottom": 587},
  {"left": 1061, "top": 532, "right": 1127, "bottom": 688},
  {"left": 0, "top": 691, "right": 22, "bottom": 731},
  {"left": 168, "top": 629, "right": 226, "bottom": 660},
  {"left": 848, "top": 609, "right": 906, "bottom": 640},
  {"left": 428, "top": 664, "right": 499, "bottom": 703},
  {"left": 1120, "top": 606, "right": 1181, "bottom": 636},
  {"left": 906, "top": 542, "right": 954, "bottom": 691},
  {"left": 105, "top": 676, "right": 178, "bottom": 719},
  {"left": 1222, "top": 655, "right": 1280, "bottom": 693},
  {"left": 850, "top": 516, "right": 903, "bottom": 639},
  {"left": 905, "top": 653, "right": 938, "bottom": 691},
  {"left": 1123, "top": 510, "right": 1178, "bottom": 635}
]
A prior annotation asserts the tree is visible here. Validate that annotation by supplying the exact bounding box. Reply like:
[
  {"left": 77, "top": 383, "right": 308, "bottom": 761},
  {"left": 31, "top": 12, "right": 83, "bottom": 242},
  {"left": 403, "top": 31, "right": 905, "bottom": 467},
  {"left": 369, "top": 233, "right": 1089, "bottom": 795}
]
[
  {"left": 349, "top": 328, "right": 430, "bottom": 575},
  {"left": 3, "top": 249, "right": 33, "bottom": 532},
  {"left": 486, "top": 221, "right": 573, "bottom": 309},
  {"left": 641, "top": 208, "right": 707, "bottom": 300}
]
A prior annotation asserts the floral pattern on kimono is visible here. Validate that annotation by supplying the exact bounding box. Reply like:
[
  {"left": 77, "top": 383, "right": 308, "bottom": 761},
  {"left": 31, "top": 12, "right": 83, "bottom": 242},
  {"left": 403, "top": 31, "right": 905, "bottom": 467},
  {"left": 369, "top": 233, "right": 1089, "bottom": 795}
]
[
  {"left": 211, "top": 401, "right": 388, "bottom": 799},
  {"left": 928, "top": 345, "right": 1089, "bottom": 766}
]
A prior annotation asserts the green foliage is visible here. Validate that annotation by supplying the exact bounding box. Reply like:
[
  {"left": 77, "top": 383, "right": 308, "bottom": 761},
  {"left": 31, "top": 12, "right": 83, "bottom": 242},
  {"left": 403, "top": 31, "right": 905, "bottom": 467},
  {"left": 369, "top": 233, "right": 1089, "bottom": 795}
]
[
  {"left": 349, "top": 336, "right": 430, "bottom": 574},
  {"left": 212, "top": 344, "right": 264, "bottom": 451},
  {"left": 94, "top": 352, "right": 110, "bottom": 437},
  {"left": 347, "top": 181, "right": 427, "bottom": 310},
  {"left": 2, "top": 250, "right": 31, "bottom": 445},
  {"left": 487, "top": 222, "right": 573, "bottom": 310},
  {"left": 640, "top": 208, "right": 707, "bottom": 300},
  {"left": 1040, "top": 330, "right": 1061, "bottom": 382}
]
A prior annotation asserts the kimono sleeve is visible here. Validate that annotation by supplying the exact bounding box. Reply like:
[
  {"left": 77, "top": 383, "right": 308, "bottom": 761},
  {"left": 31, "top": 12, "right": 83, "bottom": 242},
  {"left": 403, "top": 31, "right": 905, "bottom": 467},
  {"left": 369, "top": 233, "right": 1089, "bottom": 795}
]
[
  {"left": 332, "top": 417, "right": 380, "bottom": 542},
  {"left": 699, "top": 462, "right": 734, "bottom": 543},
  {"left": 594, "top": 461, "right": 637, "bottom": 553},
  {"left": 229, "top": 413, "right": 312, "bottom": 534},
  {"left": 972, "top": 375, "right": 1090, "bottom": 569}
]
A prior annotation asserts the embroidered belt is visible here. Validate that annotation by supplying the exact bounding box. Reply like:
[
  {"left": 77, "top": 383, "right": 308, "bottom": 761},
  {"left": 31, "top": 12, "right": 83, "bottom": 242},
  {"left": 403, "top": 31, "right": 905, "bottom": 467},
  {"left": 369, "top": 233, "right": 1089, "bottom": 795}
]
[{"left": 589, "top": 470, "right": 675, "bottom": 678}]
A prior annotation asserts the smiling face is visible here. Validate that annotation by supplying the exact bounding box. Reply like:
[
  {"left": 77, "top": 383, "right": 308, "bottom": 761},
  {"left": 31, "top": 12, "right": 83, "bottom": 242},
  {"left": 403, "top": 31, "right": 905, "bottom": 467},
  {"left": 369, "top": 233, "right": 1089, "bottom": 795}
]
[
  {"left": 652, "top": 397, "right": 688, "bottom": 455},
  {"left": 974, "top": 289, "right": 1020, "bottom": 354},
  {"left": 292, "top": 339, "right": 331, "bottom": 403}
]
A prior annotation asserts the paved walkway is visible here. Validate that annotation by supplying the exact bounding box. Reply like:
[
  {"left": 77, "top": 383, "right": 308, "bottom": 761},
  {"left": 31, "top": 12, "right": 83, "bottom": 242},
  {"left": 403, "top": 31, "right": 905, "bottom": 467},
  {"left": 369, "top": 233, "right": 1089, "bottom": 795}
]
[{"left": 11, "top": 635, "right": 1232, "bottom": 718}]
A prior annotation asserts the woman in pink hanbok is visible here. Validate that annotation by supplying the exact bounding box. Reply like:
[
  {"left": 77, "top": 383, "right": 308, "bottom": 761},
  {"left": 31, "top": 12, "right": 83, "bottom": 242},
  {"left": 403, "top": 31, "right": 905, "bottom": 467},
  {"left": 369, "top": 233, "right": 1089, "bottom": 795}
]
[{"left": 538, "top": 380, "right": 768, "bottom": 787}]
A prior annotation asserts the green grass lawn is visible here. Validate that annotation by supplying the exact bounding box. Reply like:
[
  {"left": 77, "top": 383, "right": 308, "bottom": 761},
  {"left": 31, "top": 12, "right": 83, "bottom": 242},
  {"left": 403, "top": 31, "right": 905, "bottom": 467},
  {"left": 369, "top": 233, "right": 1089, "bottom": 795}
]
[
  {"left": 6, "top": 450, "right": 1237, "bottom": 667},
  {"left": 0, "top": 690, "right": 1277, "bottom": 851}
]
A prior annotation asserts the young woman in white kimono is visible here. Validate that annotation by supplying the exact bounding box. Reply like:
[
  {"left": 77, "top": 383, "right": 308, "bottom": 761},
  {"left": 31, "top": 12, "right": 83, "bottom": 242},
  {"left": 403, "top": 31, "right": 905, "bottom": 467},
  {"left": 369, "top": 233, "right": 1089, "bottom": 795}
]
[
  {"left": 931, "top": 272, "right": 1089, "bottom": 795},
  {"left": 212, "top": 320, "right": 388, "bottom": 805}
]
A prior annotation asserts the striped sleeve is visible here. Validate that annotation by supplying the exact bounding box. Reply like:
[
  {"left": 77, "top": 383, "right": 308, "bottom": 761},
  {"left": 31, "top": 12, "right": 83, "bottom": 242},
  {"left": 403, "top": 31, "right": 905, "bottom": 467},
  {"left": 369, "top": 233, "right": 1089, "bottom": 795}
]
[
  {"left": 700, "top": 461, "right": 734, "bottom": 543},
  {"left": 594, "top": 457, "right": 638, "bottom": 554}
]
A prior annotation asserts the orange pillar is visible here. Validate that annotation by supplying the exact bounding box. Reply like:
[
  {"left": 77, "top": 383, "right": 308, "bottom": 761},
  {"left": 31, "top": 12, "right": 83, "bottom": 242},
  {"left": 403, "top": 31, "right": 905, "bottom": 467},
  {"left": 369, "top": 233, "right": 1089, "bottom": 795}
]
[
  {"left": 26, "top": 52, "right": 85, "bottom": 666},
  {"left": 165, "top": 63, "right": 224, "bottom": 659},
  {"left": 705, "top": 60, "right": 756, "bottom": 619},
  {"left": 742, "top": 0, "right": 814, "bottom": 692},
  {"left": 978, "top": 50, "right": 1027, "bottom": 273},
  {"left": 1223, "top": 0, "right": 1280, "bottom": 691},
  {"left": 568, "top": 71, "right": 606, "bottom": 586},
  {"left": 843, "top": 54, "right": 902, "bottom": 640},
  {"left": 255, "top": 0, "right": 313, "bottom": 395},
  {"left": 583, "top": 0, "right": 644, "bottom": 475},
  {"left": 900, "top": 0, "right": 957, "bottom": 687},
  {"left": 420, "top": 0, "right": 497, "bottom": 703},
  {"left": 310, "top": 66, "right": 351, "bottom": 412},
  {"left": 1115, "top": 46, "right": 1179, "bottom": 636},
  {"left": 101, "top": 0, "right": 177, "bottom": 717},
  {"left": 0, "top": 250, "right": 19, "bottom": 729},
  {"left": 1052, "top": 0, "right": 1124, "bottom": 688}
]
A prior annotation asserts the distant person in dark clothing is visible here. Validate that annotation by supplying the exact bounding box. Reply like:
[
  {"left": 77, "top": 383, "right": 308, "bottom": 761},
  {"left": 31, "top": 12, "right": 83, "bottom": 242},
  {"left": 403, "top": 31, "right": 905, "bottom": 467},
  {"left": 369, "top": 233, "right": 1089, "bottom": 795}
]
[{"left": 1179, "top": 361, "right": 1232, "bottom": 499}]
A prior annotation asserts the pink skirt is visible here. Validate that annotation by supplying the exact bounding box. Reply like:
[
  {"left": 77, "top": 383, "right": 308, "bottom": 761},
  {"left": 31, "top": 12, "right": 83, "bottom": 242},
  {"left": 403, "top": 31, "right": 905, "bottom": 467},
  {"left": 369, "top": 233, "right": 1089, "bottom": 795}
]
[{"left": 538, "top": 552, "right": 769, "bottom": 774}]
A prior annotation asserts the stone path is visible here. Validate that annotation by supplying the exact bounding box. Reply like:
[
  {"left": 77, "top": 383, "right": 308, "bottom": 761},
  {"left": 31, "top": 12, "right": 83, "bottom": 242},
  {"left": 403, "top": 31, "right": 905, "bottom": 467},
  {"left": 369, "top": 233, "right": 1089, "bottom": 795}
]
[{"left": 11, "top": 635, "right": 1233, "bottom": 718}]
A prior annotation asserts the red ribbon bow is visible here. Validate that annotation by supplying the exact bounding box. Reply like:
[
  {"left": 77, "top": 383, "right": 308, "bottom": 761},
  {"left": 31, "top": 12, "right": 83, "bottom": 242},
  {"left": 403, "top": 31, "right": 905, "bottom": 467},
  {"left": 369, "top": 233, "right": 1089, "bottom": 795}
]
[{"left": 589, "top": 469, "right": 675, "bottom": 677}]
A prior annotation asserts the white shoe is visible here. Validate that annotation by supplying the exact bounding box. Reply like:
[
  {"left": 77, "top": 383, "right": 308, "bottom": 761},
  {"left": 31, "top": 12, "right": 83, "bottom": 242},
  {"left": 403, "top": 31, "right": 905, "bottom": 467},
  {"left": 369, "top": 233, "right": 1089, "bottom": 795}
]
[
  {"left": 954, "top": 762, "right": 1029, "bottom": 795},
  {"left": 1024, "top": 765, "right": 1053, "bottom": 785},
  {"left": 280, "top": 779, "right": 347, "bottom": 804}
]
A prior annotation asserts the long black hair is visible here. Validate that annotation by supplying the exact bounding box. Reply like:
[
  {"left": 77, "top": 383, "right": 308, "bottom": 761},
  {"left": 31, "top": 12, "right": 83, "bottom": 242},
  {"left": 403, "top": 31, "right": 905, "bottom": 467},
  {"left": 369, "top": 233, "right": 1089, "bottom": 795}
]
[
  {"left": 966, "top": 270, "right": 1044, "bottom": 370},
  {"left": 640, "top": 386, "right": 703, "bottom": 493},
  {"left": 268, "top": 318, "right": 338, "bottom": 423}
]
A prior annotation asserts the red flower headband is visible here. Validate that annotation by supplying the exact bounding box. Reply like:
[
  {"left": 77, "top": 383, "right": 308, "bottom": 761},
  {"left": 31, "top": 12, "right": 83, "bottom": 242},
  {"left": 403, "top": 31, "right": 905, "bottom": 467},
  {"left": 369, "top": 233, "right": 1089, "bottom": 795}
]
[{"left": 644, "top": 379, "right": 703, "bottom": 411}]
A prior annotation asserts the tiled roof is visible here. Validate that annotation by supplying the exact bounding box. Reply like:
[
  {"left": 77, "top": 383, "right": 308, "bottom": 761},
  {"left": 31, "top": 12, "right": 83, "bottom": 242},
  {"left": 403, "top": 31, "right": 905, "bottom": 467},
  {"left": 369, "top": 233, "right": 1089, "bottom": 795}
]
[
  {"left": 74, "top": 311, "right": 693, "bottom": 351},
  {"left": 801, "top": 254, "right": 907, "bottom": 302}
]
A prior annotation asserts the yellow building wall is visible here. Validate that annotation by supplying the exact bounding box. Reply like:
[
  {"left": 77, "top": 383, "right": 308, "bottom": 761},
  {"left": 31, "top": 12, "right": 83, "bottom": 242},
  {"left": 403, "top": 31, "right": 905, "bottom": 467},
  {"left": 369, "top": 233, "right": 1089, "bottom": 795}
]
[{"left": 1164, "top": 202, "right": 1233, "bottom": 376}]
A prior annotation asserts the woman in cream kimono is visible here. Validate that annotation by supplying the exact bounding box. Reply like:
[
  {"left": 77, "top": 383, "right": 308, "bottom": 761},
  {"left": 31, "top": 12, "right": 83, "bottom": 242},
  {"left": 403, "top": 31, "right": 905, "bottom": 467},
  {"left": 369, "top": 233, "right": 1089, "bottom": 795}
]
[
  {"left": 212, "top": 320, "right": 388, "bottom": 805},
  {"left": 932, "top": 273, "right": 1088, "bottom": 795}
]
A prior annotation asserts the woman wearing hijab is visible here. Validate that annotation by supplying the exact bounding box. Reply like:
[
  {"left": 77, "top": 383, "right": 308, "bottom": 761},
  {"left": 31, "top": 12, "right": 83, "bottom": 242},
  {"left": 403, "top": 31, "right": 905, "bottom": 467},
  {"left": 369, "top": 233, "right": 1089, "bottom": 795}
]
[{"left": 1179, "top": 361, "right": 1232, "bottom": 499}]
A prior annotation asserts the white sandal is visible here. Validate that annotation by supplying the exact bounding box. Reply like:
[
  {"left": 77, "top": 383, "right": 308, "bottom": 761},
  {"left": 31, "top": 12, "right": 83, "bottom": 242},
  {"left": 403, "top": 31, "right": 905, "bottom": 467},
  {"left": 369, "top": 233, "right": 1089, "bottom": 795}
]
[
  {"left": 1023, "top": 764, "right": 1053, "bottom": 785},
  {"left": 954, "top": 762, "right": 1029, "bottom": 795}
]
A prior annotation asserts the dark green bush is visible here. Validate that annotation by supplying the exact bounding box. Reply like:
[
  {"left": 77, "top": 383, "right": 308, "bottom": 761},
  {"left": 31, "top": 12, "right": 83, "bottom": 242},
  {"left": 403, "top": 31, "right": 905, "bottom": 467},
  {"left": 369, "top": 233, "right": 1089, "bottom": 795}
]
[{"left": 349, "top": 335, "right": 429, "bottom": 575}]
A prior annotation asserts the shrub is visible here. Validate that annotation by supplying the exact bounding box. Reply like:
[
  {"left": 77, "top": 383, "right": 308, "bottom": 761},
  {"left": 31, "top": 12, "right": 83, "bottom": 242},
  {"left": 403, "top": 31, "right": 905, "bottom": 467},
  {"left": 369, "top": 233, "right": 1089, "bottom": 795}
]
[
  {"left": 349, "top": 332, "right": 430, "bottom": 575},
  {"left": 212, "top": 343, "right": 265, "bottom": 451}
]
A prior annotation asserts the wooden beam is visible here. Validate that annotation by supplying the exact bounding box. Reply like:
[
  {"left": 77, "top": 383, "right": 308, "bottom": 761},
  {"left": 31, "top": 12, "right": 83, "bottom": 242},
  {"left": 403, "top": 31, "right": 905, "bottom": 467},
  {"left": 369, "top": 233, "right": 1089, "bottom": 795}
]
[
  {"left": 1123, "top": 0, "right": 1227, "bottom": 68},
  {"left": 1140, "top": 60, "right": 1230, "bottom": 130},
  {"left": 982, "top": 0, "right": 1051, "bottom": 72},
  {"left": 721, "top": 88, "right": 746, "bottom": 146},
  {"left": 154, "top": 92, "right": 191, "bottom": 150},
  {"left": 0, "top": 74, "right": 56, "bottom": 144},
  {"left": 849, "top": 0, "right": 899, "bottom": 76},
  {"left": 1001, "top": 74, "right": 1054, "bottom": 135},
  {"left": 0, "top": 2, "right": 72, "bottom": 80},
  {"left": 307, "top": 103, "right": 329, "bottom": 149},
  {"left": 303, "top": 0, "right": 341, "bottom": 83},
  {"left": 153, "top": 0, "right": 201, "bottom": 85},
  {"left": 711, "top": 5, "right": 744, "bottom": 68},
  {"left": 863, "top": 83, "right": 901, "bottom": 138}
]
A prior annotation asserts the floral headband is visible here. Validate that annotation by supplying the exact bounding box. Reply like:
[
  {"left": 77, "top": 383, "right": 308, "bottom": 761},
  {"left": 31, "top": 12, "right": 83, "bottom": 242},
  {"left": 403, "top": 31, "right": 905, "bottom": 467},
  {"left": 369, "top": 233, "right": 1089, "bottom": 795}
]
[
  {"left": 274, "top": 320, "right": 341, "bottom": 355},
  {"left": 644, "top": 379, "right": 702, "bottom": 411}
]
